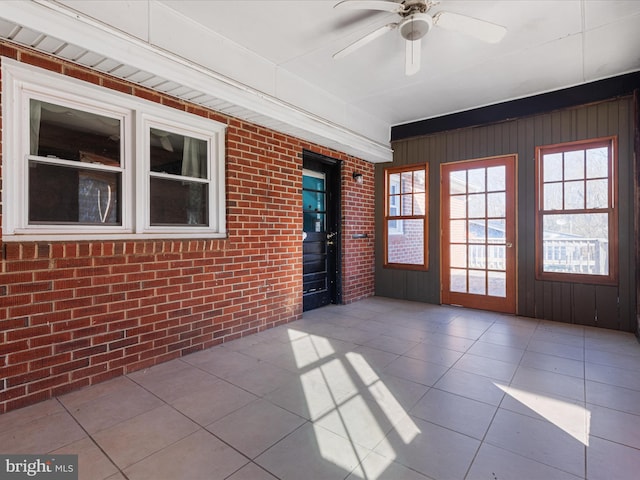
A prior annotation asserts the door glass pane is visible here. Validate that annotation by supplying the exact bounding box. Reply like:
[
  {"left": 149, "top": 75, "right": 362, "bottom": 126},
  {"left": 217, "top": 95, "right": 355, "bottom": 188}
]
[
  {"left": 488, "top": 219, "right": 506, "bottom": 242},
  {"left": 469, "top": 270, "right": 486, "bottom": 295},
  {"left": 450, "top": 196, "right": 466, "bottom": 219},
  {"left": 468, "top": 168, "right": 485, "bottom": 193},
  {"left": 450, "top": 245, "right": 467, "bottom": 268},
  {"left": 303, "top": 170, "right": 326, "bottom": 232},
  {"left": 303, "top": 191, "right": 326, "bottom": 213},
  {"left": 488, "top": 271, "right": 506, "bottom": 297},
  {"left": 469, "top": 220, "right": 486, "bottom": 243},
  {"left": 487, "top": 192, "right": 506, "bottom": 217},
  {"left": 489, "top": 245, "right": 506, "bottom": 270},
  {"left": 487, "top": 166, "right": 505, "bottom": 191},
  {"left": 450, "top": 268, "right": 467, "bottom": 293},
  {"left": 469, "top": 245, "right": 486, "bottom": 268},
  {"left": 303, "top": 172, "right": 326, "bottom": 191},
  {"left": 467, "top": 194, "right": 485, "bottom": 218},
  {"left": 304, "top": 212, "right": 326, "bottom": 232},
  {"left": 450, "top": 220, "right": 467, "bottom": 242},
  {"left": 450, "top": 171, "right": 466, "bottom": 194}
]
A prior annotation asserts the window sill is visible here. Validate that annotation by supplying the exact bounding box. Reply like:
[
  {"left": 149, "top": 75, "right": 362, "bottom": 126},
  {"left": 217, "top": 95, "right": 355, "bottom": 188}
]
[{"left": 2, "top": 232, "right": 228, "bottom": 242}]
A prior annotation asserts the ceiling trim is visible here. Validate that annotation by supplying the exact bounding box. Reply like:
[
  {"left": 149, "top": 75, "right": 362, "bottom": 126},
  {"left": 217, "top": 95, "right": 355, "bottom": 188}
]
[
  {"left": 0, "top": 0, "right": 393, "bottom": 163},
  {"left": 392, "top": 71, "right": 640, "bottom": 141}
]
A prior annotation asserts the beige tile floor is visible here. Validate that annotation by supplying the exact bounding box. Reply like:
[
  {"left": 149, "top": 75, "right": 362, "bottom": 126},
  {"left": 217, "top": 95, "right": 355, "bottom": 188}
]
[{"left": 1, "top": 297, "right": 640, "bottom": 479}]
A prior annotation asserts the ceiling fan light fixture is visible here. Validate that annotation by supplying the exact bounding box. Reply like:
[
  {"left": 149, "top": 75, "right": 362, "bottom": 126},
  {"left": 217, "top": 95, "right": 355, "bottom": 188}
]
[{"left": 399, "top": 12, "right": 433, "bottom": 41}]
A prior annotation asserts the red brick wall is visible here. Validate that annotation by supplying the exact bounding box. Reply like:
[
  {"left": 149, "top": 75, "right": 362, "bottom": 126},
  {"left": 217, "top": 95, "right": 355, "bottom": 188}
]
[{"left": 0, "top": 42, "right": 375, "bottom": 413}]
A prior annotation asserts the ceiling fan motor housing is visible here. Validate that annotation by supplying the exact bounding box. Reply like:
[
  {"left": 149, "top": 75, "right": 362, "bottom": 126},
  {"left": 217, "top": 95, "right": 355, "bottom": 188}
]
[{"left": 399, "top": 12, "right": 433, "bottom": 41}]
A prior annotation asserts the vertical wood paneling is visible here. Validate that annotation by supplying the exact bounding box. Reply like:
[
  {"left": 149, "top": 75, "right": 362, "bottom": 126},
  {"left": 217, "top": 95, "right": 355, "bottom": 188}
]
[
  {"left": 596, "top": 286, "right": 620, "bottom": 330},
  {"left": 379, "top": 97, "right": 636, "bottom": 331}
]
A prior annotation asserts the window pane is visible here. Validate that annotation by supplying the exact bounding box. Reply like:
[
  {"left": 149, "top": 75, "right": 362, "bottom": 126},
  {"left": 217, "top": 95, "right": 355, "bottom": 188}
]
[
  {"left": 387, "top": 219, "right": 424, "bottom": 265},
  {"left": 150, "top": 177, "right": 208, "bottom": 226},
  {"left": 388, "top": 219, "right": 403, "bottom": 235},
  {"left": 564, "top": 150, "right": 584, "bottom": 180},
  {"left": 401, "top": 171, "right": 413, "bottom": 193},
  {"left": 413, "top": 169, "right": 426, "bottom": 192},
  {"left": 413, "top": 193, "right": 426, "bottom": 215},
  {"left": 389, "top": 195, "right": 400, "bottom": 217},
  {"left": 468, "top": 168, "right": 485, "bottom": 193},
  {"left": 543, "top": 153, "right": 563, "bottom": 182},
  {"left": 586, "top": 148, "right": 608, "bottom": 178},
  {"left": 542, "top": 213, "right": 609, "bottom": 275},
  {"left": 586, "top": 179, "right": 608, "bottom": 209},
  {"left": 389, "top": 173, "right": 400, "bottom": 194},
  {"left": 31, "top": 100, "right": 121, "bottom": 166},
  {"left": 29, "top": 162, "right": 121, "bottom": 224},
  {"left": 150, "top": 128, "right": 207, "bottom": 179},
  {"left": 401, "top": 194, "right": 413, "bottom": 215},
  {"left": 467, "top": 194, "right": 485, "bottom": 218},
  {"left": 544, "top": 183, "right": 563, "bottom": 210},
  {"left": 565, "top": 181, "right": 584, "bottom": 209}
]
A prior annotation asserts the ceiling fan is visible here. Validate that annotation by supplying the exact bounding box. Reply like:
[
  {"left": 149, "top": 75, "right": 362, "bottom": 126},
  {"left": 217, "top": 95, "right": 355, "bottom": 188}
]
[{"left": 333, "top": 0, "right": 507, "bottom": 76}]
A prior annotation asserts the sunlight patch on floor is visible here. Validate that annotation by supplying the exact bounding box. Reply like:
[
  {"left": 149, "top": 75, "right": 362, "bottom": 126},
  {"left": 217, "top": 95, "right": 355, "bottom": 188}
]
[
  {"left": 495, "top": 382, "right": 591, "bottom": 445},
  {"left": 288, "top": 329, "right": 421, "bottom": 479}
]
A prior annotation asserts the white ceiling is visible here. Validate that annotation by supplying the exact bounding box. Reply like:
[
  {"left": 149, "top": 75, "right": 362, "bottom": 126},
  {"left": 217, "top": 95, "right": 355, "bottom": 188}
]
[
  {"left": 1, "top": 1, "right": 639, "bottom": 163},
  {"left": 158, "top": 0, "right": 640, "bottom": 124}
]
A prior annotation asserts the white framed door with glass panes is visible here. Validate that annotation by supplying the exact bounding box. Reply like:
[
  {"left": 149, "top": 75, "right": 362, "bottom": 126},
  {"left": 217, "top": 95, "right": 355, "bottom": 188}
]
[{"left": 441, "top": 155, "right": 517, "bottom": 314}]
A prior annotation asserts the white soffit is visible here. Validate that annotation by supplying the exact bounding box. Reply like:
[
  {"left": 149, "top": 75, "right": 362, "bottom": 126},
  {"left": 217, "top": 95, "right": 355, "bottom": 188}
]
[{"left": 0, "top": 0, "right": 393, "bottom": 163}]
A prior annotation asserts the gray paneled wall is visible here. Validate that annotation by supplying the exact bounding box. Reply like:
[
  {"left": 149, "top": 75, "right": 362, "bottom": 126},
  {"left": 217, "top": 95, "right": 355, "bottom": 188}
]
[{"left": 376, "top": 96, "right": 636, "bottom": 331}]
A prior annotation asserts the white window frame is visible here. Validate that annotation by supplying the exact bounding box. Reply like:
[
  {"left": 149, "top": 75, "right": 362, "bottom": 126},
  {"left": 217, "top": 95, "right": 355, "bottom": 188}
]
[{"left": 2, "top": 58, "right": 226, "bottom": 241}]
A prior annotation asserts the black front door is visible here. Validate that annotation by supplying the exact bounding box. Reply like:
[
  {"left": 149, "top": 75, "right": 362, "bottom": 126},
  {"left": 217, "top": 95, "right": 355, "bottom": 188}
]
[{"left": 302, "top": 152, "right": 341, "bottom": 311}]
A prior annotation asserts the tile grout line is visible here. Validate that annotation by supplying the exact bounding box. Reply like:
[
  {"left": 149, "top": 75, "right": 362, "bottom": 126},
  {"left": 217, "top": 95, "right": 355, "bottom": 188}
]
[{"left": 55, "top": 397, "right": 131, "bottom": 480}]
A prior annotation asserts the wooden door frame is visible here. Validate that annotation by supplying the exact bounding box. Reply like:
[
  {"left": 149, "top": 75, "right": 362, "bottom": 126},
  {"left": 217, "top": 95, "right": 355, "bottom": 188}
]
[{"left": 440, "top": 155, "right": 517, "bottom": 314}]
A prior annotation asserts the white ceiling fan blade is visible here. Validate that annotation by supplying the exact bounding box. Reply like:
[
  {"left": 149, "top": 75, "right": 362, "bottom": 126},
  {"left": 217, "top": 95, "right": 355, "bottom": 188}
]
[
  {"left": 334, "top": 0, "right": 406, "bottom": 13},
  {"left": 333, "top": 23, "right": 397, "bottom": 59},
  {"left": 405, "top": 39, "right": 421, "bottom": 76},
  {"left": 433, "top": 11, "right": 507, "bottom": 44}
]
